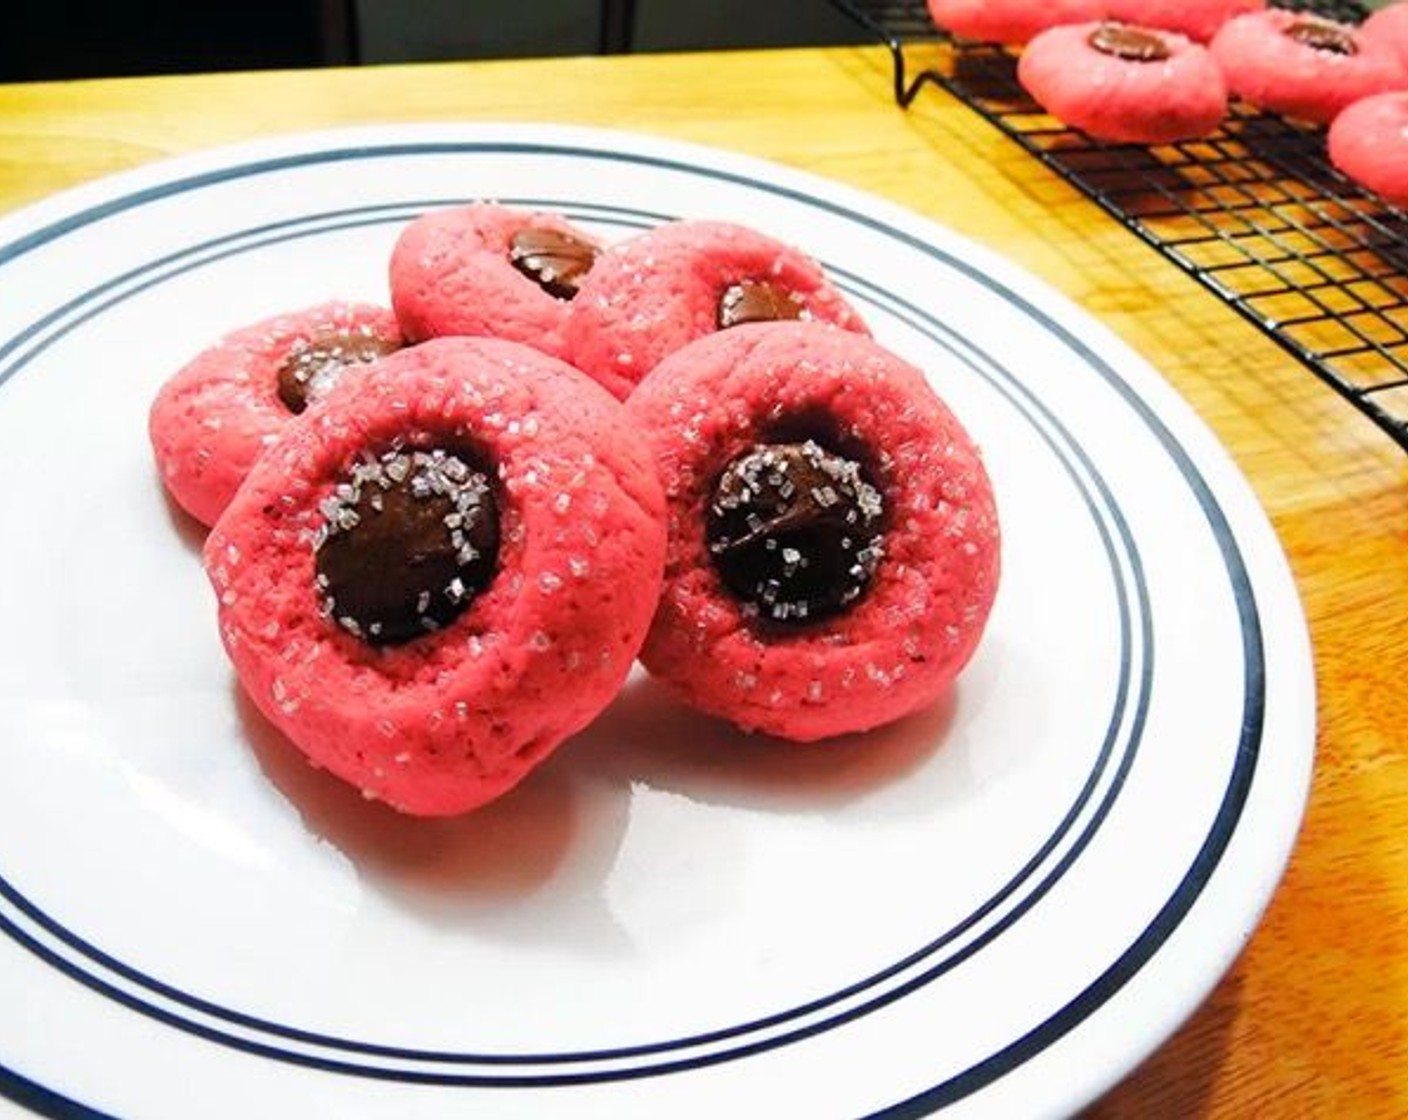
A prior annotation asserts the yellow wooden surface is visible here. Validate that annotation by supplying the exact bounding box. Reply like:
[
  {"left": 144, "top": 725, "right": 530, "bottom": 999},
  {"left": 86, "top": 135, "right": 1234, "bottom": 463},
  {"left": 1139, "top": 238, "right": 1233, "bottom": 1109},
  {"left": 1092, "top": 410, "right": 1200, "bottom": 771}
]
[{"left": 2, "top": 45, "right": 1405, "bottom": 1117}]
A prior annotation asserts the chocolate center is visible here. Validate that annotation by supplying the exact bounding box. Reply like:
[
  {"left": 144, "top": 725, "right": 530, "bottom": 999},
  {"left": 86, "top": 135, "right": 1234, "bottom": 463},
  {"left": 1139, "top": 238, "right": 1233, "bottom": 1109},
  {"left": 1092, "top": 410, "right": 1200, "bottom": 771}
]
[
  {"left": 706, "top": 440, "right": 884, "bottom": 624},
  {"left": 1087, "top": 23, "right": 1172, "bottom": 63},
  {"left": 1285, "top": 17, "right": 1356, "bottom": 55},
  {"left": 314, "top": 447, "right": 499, "bottom": 645},
  {"left": 508, "top": 227, "right": 598, "bottom": 300},
  {"left": 717, "top": 280, "right": 807, "bottom": 330},
  {"left": 276, "top": 326, "right": 399, "bottom": 414}
]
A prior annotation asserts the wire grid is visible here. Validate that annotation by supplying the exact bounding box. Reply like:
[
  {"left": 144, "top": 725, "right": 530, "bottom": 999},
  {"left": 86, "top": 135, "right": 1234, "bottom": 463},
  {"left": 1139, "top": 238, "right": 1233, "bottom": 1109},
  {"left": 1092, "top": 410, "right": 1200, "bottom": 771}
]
[{"left": 830, "top": 0, "right": 1408, "bottom": 451}]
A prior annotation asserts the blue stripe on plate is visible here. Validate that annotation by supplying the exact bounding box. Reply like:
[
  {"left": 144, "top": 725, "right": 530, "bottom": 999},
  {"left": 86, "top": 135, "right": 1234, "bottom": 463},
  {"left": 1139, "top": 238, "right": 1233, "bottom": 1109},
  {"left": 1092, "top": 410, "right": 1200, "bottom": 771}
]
[{"left": 0, "top": 1060, "right": 111, "bottom": 1120}]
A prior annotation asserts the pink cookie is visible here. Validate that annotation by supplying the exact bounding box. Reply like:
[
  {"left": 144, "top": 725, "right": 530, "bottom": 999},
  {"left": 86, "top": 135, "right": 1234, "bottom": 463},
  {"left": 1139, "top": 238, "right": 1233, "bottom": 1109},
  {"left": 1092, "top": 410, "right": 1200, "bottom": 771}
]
[
  {"left": 388, "top": 202, "right": 601, "bottom": 360},
  {"left": 1210, "top": 10, "right": 1407, "bottom": 124},
  {"left": 1364, "top": 2, "right": 1408, "bottom": 71},
  {"left": 1328, "top": 91, "right": 1408, "bottom": 205},
  {"left": 1103, "top": 0, "right": 1264, "bottom": 43},
  {"left": 564, "top": 220, "right": 868, "bottom": 400},
  {"left": 149, "top": 301, "right": 402, "bottom": 527},
  {"left": 205, "top": 336, "right": 667, "bottom": 816},
  {"left": 625, "top": 321, "right": 1000, "bottom": 743},
  {"left": 1020, "top": 22, "right": 1228, "bottom": 143},
  {"left": 924, "top": 0, "right": 1106, "bottom": 45}
]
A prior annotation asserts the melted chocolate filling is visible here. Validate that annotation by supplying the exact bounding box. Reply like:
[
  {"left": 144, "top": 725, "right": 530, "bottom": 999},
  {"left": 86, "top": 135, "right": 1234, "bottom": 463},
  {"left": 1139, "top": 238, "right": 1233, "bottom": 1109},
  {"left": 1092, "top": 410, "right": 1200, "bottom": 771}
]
[
  {"left": 706, "top": 440, "right": 884, "bottom": 624},
  {"left": 508, "top": 227, "right": 598, "bottom": 300},
  {"left": 1284, "top": 17, "right": 1357, "bottom": 55},
  {"left": 1087, "top": 23, "right": 1172, "bottom": 63},
  {"left": 314, "top": 447, "right": 499, "bottom": 645},
  {"left": 717, "top": 280, "right": 807, "bottom": 330},
  {"left": 276, "top": 326, "right": 399, "bottom": 414}
]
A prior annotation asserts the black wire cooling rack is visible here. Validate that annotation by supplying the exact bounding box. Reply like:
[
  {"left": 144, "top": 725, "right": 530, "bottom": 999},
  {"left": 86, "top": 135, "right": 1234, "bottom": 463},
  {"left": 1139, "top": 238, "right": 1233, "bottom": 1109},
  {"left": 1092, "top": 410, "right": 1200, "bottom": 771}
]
[{"left": 830, "top": 0, "right": 1408, "bottom": 451}]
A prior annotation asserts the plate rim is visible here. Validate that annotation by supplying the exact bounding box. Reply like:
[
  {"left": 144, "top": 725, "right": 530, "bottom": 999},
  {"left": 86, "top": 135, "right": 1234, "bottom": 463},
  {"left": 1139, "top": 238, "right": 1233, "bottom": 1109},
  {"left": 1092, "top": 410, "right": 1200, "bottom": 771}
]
[{"left": 0, "top": 122, "right": 1317, "bottom": 1119}]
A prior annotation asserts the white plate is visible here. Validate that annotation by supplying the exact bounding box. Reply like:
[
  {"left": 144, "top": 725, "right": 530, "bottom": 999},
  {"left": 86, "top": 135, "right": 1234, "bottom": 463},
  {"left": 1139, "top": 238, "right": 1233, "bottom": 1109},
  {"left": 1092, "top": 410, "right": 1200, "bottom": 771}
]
[{"left": 0, "top": 124, "right": 1314, "bottom": 1119}]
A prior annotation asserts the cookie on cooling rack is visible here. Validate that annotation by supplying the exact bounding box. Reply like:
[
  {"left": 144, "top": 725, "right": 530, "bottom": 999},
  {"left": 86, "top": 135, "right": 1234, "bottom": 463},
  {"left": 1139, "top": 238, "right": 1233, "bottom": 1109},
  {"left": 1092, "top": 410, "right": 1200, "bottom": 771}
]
[
  {"left": 1364, "top": 2, "right": 1408, "bottom": 71},
  {"left": 625, "top": 320, "right": 1000, "bottom": 743},
  {"left": 564, "top": 219, "right": 868, "bottom": 400},
  {"left": 1328, "top": 91, "right": 1408, "bottom": 206},
  {"left": 1210, "top": 10, "right": 1407, "bottom": 124},
  {"left": 1019, "top": 22, "right": 1228, "bottom": 144},
  {"left": 389, "top": 202, "right": 601, "bottom": 361},
  {"left": 204, "top": 335, "right": 666, "bottom": 816},
  {"left": 149, "top": 301, "right": 403, "bottom": 527},
  {"left": 1102, "top": 0, "right": 1264, "bottom": 43},
  {"left": 924, "top": 0, "right": 1106, "bottom": 45}
]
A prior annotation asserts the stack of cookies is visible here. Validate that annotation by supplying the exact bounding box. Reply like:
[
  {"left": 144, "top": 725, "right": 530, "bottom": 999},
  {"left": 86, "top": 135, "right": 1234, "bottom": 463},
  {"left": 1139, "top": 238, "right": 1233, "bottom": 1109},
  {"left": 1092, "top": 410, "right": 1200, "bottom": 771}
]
[
  {"left": 149, "top": 204, "right": 1001, "bottom": 816},
  {"left": 927, "top": 0, "right": 1408, "bottom": 204}
]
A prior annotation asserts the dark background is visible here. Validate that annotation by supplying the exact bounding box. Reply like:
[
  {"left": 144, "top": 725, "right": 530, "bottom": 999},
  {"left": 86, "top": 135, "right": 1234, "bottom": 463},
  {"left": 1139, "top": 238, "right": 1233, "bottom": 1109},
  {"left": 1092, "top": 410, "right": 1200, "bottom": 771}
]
[{"left": 1, "top": 0, "right": 869, "bottom": 82}]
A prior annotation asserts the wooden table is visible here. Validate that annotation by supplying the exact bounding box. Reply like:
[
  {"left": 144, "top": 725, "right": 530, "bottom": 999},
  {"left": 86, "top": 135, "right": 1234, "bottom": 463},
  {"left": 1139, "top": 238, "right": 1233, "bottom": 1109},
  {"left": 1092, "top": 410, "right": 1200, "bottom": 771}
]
[{"left": 2, "top": 45, "right": 1403, "bottom": 1118}]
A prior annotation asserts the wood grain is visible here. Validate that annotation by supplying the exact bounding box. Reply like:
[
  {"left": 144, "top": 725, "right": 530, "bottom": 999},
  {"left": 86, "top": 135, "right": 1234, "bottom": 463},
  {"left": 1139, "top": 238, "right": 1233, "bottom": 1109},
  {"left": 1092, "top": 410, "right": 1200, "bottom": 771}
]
[{"left": 2, "top": 45, "right": 1404, "bottom": 1117}]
